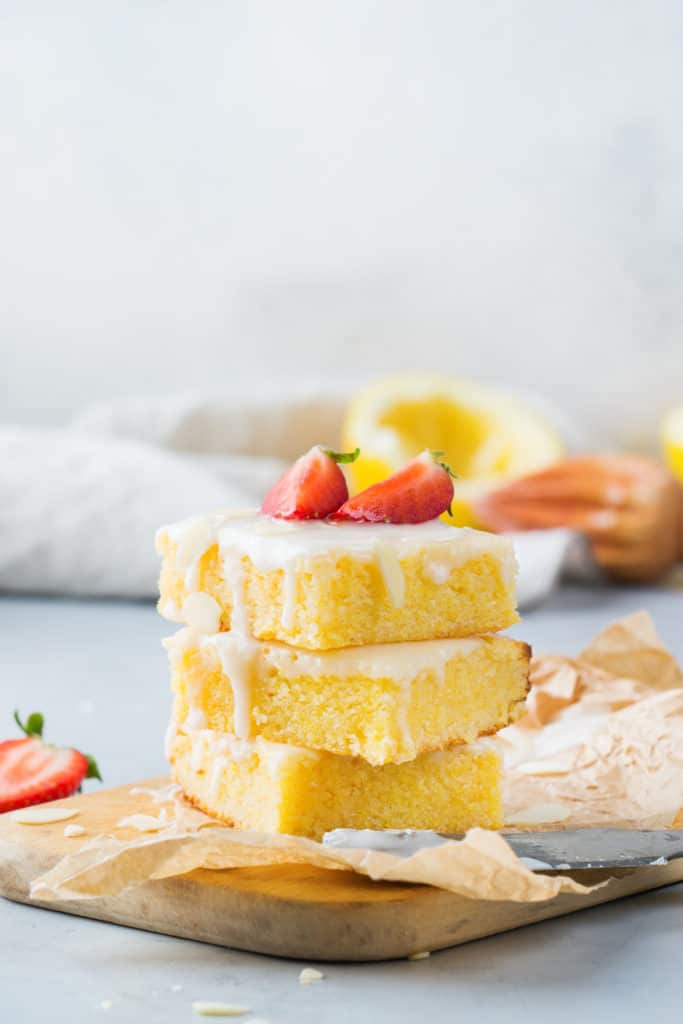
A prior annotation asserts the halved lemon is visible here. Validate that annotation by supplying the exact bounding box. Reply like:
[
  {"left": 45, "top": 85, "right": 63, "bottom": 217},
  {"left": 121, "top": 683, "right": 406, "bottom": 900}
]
[
  {"left": 343, "top": 374, "right": 565, "bottom": 526},
  {"left": 661, "top": 405, "right": 683, "bottom": 484}
]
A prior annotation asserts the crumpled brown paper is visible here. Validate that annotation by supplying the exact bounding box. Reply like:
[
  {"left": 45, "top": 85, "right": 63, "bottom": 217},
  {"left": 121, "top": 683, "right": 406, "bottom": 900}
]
[
  {"left": 31, "top": 611, "right": 683, "bottom": 906},
  {"left": 499, "top": 611, "right": 683, "bottom": 829}
]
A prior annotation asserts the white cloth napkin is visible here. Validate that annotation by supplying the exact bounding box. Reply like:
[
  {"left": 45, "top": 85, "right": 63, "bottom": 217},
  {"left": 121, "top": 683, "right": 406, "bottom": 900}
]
[
  {"left": 0, "top": 390, "right": 579, "bottom": 604},
  {"left": 0, "top": 389, "right": 347, "bottom": 598}
]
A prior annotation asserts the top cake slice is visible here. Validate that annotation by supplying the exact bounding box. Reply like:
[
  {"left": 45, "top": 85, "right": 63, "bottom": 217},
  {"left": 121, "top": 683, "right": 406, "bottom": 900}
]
[{"left": 157, "top": 511, "right": 518, "bottom": 650}]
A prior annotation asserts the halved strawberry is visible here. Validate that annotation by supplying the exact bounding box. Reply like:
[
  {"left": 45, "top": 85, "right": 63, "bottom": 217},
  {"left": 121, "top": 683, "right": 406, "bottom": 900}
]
[
  {"left": 331, "top": 450, "right": 455, "bottom": 524},
  {"left": 261, "top": 446, "right": 360, "bottom": 520},
  {"left": 0, "top": 711, "right": 101, "bottom": 814}
]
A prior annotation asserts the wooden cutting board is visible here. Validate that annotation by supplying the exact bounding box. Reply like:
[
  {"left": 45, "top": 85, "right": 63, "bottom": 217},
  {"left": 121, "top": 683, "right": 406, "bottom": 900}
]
[{"left": 1, "top": 778, "right": 682, "bottom": 962}]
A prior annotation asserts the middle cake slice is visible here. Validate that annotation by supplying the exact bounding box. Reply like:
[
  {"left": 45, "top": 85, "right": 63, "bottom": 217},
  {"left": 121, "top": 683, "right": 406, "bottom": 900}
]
[{"left": 166, "top": 629, "right": 530, "bottom": 766}]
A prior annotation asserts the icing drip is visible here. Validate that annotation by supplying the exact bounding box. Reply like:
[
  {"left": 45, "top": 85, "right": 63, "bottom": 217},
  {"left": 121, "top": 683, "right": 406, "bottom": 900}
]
[
  {"left": 423, "top": 560, "right": 451, "bottom": 584},
  {"left": 183, "top": 727, "right": 317, "bottom": 785},
  {"left": 208, "top": 634, "right": 258, "bottom": 739},
  {"left": 281, "top": 565, "right": 298, "bottom": 629},
  {"left": 174, "top": 518, "right": 218, "bottom": 592},
  {"left": 182, "top": 592, "right": 222, "bottom": 634},
  {"left": 186, "top": 707, "right": 208, "bottom": 730},
  {"left": 375, "top": 542, "right": 406, "bottom": 608},
  {"left": 222, "top": 549, "right": 250, "bottom": 636}
]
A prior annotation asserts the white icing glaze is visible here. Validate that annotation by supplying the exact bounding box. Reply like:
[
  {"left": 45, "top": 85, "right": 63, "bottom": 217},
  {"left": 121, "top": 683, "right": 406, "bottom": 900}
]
[
  {"left": 222, "top": 548, "right": 250, "bottom": 635},
  {"left": 182, "top": 726, "right": 317, "bottom": 784},
  {"left": 206, "top": 633, "right": 485, "bottom": 682},
  {"left": 186, "top": 707, "right": 208, "bottom": 730},
  {"left": 182, "top": 593, "right": 222, "bottom": 634},
  {"left": 208, "top": 634, "right": 259, "bottom": 739},
  {"left": 158, "top": 597, "right": 183, "bottom": 623},
  {"left": 162, "top": 626, "right": 196, "bottom": 665},
  {"left": 190, "top": 734, "right": 205, "bottom": 772},
  {"left": 374, "top": 541, "right": 406, "bottom": 608},
  {"left": 281, "top": 564, "right": 298, "bottom": 628},
  {"left": 423, "top": 559, "right": 451, "bottom": 584},
  {"left": 172, "top": 516, "right": 221, "bottom": 592},
  {"left": 164, "top": 715, "right": 180, "bottom": 760}
]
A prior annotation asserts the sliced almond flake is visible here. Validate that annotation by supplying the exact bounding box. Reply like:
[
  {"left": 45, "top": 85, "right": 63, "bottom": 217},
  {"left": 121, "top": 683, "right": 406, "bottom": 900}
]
[
  {"left": 191, "top": 1004, "right": 251, "bottom": 1017},
  {"left": 129, "top": 783, "right": 181, "bottom": 803},
  {"left": 506, "top": 803, "right": 572, "bottom": 825},
  {"left": 11, "top": 807, "right": 80, "bottom": 825},
  {"left": 299, "top": 967, "right": 324, "bottom": 985},
  {"left": 116, "top": 813, "right": 168, "bottom": 833},
  {"left": 407, "top": 951, "right": 431, "bottom": 960},
  {"left": 64, "top": 824, "right": 86, "bottom": 838}
]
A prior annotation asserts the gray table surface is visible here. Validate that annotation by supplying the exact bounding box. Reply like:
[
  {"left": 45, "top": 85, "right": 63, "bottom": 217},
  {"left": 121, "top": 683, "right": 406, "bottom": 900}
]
[{"left": 1, "top": 585, "right": 682, "bottom": 1022}]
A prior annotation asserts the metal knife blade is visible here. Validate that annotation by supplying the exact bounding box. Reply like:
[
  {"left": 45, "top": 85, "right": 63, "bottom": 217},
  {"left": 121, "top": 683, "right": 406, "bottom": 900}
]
[{"left": 322, "top": 828, "right": 683, "bottom": 871}]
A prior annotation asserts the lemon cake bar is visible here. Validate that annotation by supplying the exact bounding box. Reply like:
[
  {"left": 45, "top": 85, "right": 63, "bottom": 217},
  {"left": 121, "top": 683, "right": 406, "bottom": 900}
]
[
  {"left": 157, "top": 511, "right": 518, "bottom": 649},
  {"left": 166, "top": 629, "right": 530, "bottom": 765},
  {"left": 167, "top": 722, "right": 502, "bottom": 840}
]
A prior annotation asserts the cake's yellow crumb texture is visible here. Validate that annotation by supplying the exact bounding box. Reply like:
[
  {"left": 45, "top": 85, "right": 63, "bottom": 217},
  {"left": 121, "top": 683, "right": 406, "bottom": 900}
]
[
  {"left": 169, "top": 634, "right": 530, "bottom": 765},
  {"left": 169, "top": 726, "right": 502, "bottom": 840},
  {"left": 157, "top": 536, "right": 519, "bottom": 650}
]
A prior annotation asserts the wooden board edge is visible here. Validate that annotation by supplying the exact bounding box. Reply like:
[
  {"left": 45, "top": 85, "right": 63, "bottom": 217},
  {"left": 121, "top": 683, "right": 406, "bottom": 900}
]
[{"left": 2, "top": 836, "right": 682, "bottom": 961}]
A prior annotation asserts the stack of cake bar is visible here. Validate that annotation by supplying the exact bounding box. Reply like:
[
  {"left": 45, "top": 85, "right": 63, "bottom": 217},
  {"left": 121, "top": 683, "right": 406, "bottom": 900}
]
[{"left": 157, "top": 512, "right": 530, "bottom": 840}]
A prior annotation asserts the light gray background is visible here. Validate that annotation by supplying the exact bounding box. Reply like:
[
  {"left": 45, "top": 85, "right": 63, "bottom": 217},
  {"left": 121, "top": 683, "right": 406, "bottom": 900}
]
[{"left": 2, "top": 2, "right": 683, "bottom": 447}]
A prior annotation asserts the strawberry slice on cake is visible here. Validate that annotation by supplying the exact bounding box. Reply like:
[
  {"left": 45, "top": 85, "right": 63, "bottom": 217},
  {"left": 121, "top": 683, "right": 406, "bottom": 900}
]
[
  {"left": 332, "top": 450, "right": 455, "bottom": 523},
  {"left": 261, "top": 446, "right": 360, "bottom": 520}
]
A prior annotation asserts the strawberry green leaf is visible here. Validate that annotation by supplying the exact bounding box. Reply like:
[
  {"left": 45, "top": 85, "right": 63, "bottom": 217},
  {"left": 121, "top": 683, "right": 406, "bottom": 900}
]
[
  {"left": 85, "top": 755, "right": 102, "bottom": 782},
  {"left": 14, "top": 710, "right": 44, "bottom": 739},
  {"left": 429, "top": 450, "right": 458, "bottom": 480},
  {"left": 323, "top": 447, "right": 360, "bottom": 465}
]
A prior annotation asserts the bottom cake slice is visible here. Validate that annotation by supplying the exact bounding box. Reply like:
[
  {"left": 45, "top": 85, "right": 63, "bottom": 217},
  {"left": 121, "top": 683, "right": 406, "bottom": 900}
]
[{"left": 167, "top": 720, "right": 502, "bottom": 840}]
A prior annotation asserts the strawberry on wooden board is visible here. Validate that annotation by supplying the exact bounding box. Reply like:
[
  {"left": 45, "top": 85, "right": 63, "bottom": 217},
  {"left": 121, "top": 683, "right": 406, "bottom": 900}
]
[
  {"left": 332, "top": 450, "right": 456, "bottom": 524},
  {"left": 261, "top": 445, "right": 360, "bottom": 520},
  {"left": 0, "top": 711, "right": 101, "bottom": 814}
]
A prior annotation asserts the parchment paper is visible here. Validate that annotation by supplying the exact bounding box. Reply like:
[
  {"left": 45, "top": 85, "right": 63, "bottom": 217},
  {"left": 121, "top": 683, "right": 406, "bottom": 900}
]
[
  {"left": 499, "top": 611, "right": 683, "bottom": 829},
  {"left": 30, "top": 612, "right": 683, "bottom": 905}
]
